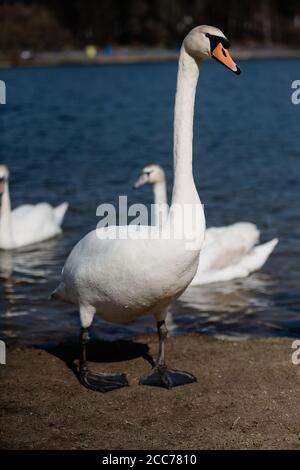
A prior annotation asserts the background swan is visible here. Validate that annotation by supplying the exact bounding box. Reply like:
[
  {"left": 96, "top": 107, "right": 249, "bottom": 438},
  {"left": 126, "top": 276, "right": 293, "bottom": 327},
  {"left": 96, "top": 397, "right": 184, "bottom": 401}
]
[
  {"left": 52, "top": 25, "right": 241, "bottom": 392},
  {"left": 0, "top": 165, "right": 68, "bottom": 250},
  {"left": 134, "top": 164, "right": 278, "bottom": 285}
]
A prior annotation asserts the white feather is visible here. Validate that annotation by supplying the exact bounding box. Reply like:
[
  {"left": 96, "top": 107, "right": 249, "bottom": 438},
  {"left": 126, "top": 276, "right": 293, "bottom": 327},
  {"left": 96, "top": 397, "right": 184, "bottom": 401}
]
[
  {"left": 52, "top": 29, "right": 214, "bottom": 327},
  {"left": 134, "top": 165, "right": 278, "bottom": 286},
  {"left": 0, "top": 166, "right": 68, "bottom": 250}
]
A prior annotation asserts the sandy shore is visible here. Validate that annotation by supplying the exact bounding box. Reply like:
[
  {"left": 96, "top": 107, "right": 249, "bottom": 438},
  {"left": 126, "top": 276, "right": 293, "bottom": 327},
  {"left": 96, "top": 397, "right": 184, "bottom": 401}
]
[{"left": 1, "top": 334, "right": 300, "bottom": 450}]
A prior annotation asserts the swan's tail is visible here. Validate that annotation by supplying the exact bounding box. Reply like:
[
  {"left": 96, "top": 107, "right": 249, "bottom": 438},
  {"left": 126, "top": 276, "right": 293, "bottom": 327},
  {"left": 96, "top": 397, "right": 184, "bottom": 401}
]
[
  {"left": 50, "top": 282, "right": 71, "bottom": 303},
  {"left": 53, "top": 202, "right": 69, "bottom": 227},
  {"left": 240, "top": 238, "right": 279, "bottom": 273},
  {"left": 191, "top": 237, "right": 278, "bottom": 286},
  {"left": 191, "top": 264, "right": 247, "bottom": 285}
]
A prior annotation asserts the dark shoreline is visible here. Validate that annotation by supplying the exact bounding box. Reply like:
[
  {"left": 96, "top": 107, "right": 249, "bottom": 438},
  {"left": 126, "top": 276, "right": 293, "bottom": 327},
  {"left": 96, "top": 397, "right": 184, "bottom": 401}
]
[{"left": 1, "top": 47, "right": 300, "bottom": 69}]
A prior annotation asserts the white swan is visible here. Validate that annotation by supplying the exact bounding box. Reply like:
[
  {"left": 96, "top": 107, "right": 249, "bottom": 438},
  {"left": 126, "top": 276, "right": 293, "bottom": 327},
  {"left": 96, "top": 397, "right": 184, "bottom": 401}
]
[
  {"left": 52, "top": 25, "right": 241, "bottom": 392},
  {"left": 0, "top": 165, "right": 68, "bottom": 250},
  {"left": 134, "top": 164, "right": 278, "bottom": 285}
]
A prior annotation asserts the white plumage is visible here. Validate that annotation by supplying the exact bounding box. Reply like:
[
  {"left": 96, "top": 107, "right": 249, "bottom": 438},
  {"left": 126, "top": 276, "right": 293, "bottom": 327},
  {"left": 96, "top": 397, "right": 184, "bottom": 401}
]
[
  {"left": 52, "top": 25, "right": 243, "bottom": 391},
  {"left": 193, "top": 223, "right": 277, "bottom": 285},
  {"left": 0, "top": 165, "right": 68, "bottom": 250},
  {"left": 134, "top": 164, "right": 278, "bottom": 286}
]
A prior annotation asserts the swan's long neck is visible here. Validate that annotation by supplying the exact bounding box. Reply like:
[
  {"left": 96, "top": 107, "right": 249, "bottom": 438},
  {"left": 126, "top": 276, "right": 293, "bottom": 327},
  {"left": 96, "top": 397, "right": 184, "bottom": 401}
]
[
  {"left": 165, "top": 46, "right": 205, "bottom": 250},
  {"left": 0, "top": 181, "right": 14, "bottom": 249},
  {"left": 152, "top": 180, "right": 168, "bottom": 226},
  {"left": 171, "top": 46, "right": 201, "bottom": 206}
]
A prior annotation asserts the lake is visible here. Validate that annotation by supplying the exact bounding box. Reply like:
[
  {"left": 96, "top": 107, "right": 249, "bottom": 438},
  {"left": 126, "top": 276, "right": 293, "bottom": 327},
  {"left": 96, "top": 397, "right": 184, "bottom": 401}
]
[{"left": 0, "top": 58, "right": 299, "bottom": 345}]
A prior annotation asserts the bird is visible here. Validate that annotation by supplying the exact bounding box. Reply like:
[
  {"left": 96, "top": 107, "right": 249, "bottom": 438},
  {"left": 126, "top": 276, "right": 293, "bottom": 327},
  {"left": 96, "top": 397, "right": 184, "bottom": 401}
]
[
  {"left": 0, "top": 165, "right": 68, "bottom": 250},
  {"left": 134, "top": 164, "right": 278, "bottom": 285},
  {"left": 52, "top": 25, "right": 241, "bottom": 392}
]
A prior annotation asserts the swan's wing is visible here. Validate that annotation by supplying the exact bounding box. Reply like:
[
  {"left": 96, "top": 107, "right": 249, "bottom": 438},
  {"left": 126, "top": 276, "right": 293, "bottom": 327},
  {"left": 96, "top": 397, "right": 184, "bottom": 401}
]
[
  {"left": 200, "top": 222, "right": 260, "bottom": 272},
  {"left": 239, "top": 238, "right": 278, "bottom": 273},
  {"left": 53, "top": 202, "right": 69, "bottom": 226},
  {"left": 53, "top": 224, "right": 200, "bottom": 310},
  {"left": 53, "top": 225, "right": 163, "bottom": 302},
  {"left": 191, "top": 222, "right": 274, "bottom": 285},
  {"left": 11, "top": 203, "right": 62, "bottom": 247},
  {"left": 192, "top": 238, "right": 278, "bottom": 285},
  {"left": 191, "top": 263, "right": 249, "bottom": 285},
  {"left": 205, "top": 222, "right": 259, "bottom": 250},
  {"left": 11, "top": 204, "right": 35, "bottom": 218}
]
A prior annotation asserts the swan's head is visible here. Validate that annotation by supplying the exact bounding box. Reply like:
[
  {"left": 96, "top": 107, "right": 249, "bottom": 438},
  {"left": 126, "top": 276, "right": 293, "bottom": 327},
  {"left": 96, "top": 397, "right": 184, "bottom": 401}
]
[
  {"left": 133, "top": 164, "right": 165, "bottom": 189},
  {"left": 0, "top": 165, "right": 9, "bottom": 195},
  {"left": 184, "top": 25, "right": 240, "bottom": 74}
]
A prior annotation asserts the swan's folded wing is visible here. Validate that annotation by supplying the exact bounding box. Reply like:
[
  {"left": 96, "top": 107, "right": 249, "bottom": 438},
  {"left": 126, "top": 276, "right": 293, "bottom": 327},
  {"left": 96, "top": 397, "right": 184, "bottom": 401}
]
[
  {"left": 11, "top": 204, "right": 35, "bottom": 219},
  {"left": 201, "top": 222, "right": 260, "bottom": 271},
  {"left": 239, "top": 238, "right": 278, "bottom": 273},
  {"left": 191, "top": 263, "right": 249, "bottom": 285},
  {"left": 57, "top": 224, "right": 201, "bottom": 312},
  {"left": 191, "top": 223, "right": 277, "bottom": 285},
  {"left": 53, "top": 202, "right": 69, "bottom": 226},
  {"left": 11, "top": 203, "right": 62, "bottom": 247}
]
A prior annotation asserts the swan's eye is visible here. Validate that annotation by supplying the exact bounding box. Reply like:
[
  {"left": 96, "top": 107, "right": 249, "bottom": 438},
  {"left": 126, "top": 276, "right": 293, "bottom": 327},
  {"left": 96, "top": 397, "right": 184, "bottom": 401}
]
[{"left": 206, "top": 33, "right": 231, "bottom": 52}]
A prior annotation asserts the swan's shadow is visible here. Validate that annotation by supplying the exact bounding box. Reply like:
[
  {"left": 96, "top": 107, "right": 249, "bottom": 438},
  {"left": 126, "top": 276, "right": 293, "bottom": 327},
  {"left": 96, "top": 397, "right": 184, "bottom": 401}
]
[{"left": 45, "top": 339, "right": 155, "bottom": 381}]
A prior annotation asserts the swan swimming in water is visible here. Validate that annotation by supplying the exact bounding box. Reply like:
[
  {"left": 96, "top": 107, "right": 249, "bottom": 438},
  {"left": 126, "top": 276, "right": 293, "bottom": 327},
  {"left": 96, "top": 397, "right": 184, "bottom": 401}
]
[
  {"left": 52, "top": 25, "right": 241, "bottom": 392},
  {"left": 0, "top": 165, "right": 68, "bottom": 250},
  {"left": 134, "top": 164, "right": 278, "bottom": 285}
]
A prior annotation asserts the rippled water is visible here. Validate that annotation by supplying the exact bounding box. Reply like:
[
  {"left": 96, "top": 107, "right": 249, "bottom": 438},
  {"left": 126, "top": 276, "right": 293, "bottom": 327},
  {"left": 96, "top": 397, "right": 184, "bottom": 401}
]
[{"left": 0, "top": 59, "right": 299, "bottom": 345}]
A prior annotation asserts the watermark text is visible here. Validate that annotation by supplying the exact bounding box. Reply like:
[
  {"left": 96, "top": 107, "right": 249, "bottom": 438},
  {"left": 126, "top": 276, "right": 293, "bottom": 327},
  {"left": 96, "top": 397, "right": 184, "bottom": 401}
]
[
  {"left": 0, "top": 80, "right": 6, "bottom": 105},
  {"left": 0, "top": 340, "right": 6, "bottom": 365},
  {"left": 291, "top": 80, "right": 300, "bottom": 105},
  {"left": 291, "top": 340, "right": 300, "bottom": 365}
]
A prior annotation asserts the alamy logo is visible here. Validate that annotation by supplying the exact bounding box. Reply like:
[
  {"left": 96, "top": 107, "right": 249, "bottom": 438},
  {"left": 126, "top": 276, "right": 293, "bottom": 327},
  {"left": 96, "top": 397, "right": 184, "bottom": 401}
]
[
  {"left": 0, "top": 340, "right": 6, "bottom": 365},
  {"left": 95, "top": 196, "right": 205, "bottom": 251},
  {"left": 291, "top": 80, "right": 300, "bottom": 105},
  {"left": 0, "top": 80, "right": 6, "bottom": 104},
  {"left": 291, "top": 340, "right": 300, "bottom": 365}
]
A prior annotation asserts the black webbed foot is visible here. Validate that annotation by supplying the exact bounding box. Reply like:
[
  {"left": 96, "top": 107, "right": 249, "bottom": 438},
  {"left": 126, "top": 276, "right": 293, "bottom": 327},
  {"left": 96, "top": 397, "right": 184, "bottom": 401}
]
[
  {"left": 140, "top": 365, "right": 196, "bottom": 389},
  {"left": 79, "top": 327, "right": 128, "bottom": 392},
  {"left": 79, "top": 367, "right": 128, "bottom": 393}
]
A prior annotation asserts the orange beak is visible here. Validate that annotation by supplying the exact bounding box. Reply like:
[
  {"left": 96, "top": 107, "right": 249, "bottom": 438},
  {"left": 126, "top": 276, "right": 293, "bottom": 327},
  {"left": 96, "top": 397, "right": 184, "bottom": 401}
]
[{"left": 212, "top": 43, "right": 241, "bottom": 75}]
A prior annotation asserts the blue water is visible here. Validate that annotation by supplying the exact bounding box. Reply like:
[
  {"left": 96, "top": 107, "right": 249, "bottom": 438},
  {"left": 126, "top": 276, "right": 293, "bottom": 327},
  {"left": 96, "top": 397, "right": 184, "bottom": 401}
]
[{"left": 0, "top": 58, "right": 299, "bottom": 345}]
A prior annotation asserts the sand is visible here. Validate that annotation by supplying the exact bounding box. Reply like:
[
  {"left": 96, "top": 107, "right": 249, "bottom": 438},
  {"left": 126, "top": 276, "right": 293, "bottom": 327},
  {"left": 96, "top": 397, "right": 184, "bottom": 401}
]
[{"left": 1, "top": 334, "right": 300, "bottom": 450}]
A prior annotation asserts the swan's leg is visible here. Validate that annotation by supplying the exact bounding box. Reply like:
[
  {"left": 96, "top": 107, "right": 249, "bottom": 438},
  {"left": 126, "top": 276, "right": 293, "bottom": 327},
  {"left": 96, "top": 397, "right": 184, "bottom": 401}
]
[
  {"left": 78, "top": 304, "right": 128, "bottom": 392},
  {"left": 157, "top": 320, "right": 168, "bottom": 366},
  {"left": 79, "top": 327, "right": 128, "bottom": 393},
  {"left": 139, "top": 320, "right": 197, "bottom": 389}
]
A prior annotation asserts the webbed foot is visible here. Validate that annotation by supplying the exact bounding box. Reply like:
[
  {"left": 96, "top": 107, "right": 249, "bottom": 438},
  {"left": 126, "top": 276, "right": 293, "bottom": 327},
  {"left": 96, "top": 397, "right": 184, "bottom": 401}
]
[
  {"left": 79, "top": 327, "right": 128, "bottom": 392},
  {"left": 140, "top": 365, "right": 196, "bottom": 389},
  {"left": 80, "top": 367, "right": 128, "bottom": 393}
]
